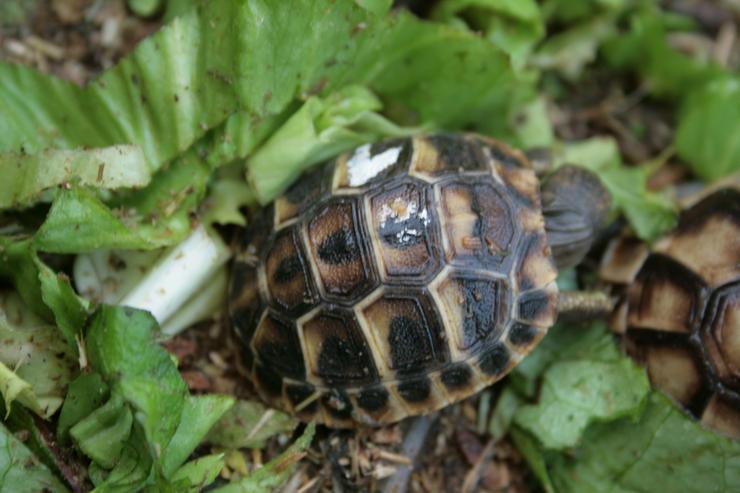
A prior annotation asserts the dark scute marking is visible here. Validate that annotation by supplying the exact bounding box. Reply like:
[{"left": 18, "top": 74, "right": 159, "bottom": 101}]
[
  {"left": 379, "top": 212, "right": 425, "bottom": 249},
  {"left": 318, "top": 334, "right": 376, "bottom": 385},
  {"left": 286, "top": 384, "right": 318, "bottom": 414},
  {"left": 321, "top": 389, "right": 353, "bottom": 419},
  {"left": 636, "top": 253, "right": 709, "bottom": 329},
  {"left": 228, "top": 261, "right": 251, "bottom": 301},
  {"left": 254, "top": 316, "right": 305, "bottom": 380},
  {"left": 508, "top": 323, "right": 539, "bottom": 346},
  {"left": 480, "top": 139, "right": 524, "bottom": 169},
  {"left": 317, "top": 227, "right": 360, "bottom": 265},
  {"left": 284, "top": 165, "right": 325, "bottom": 205},
  {"left": 272, "top": 255, "right": 303, "bottom": 284},
  {"left": 428, "top": 134, "right": 483, "bottom": 171},
  {"left": 625, "top": 327, "right": 712, "bottom": 417},
  {"left": 398, "top": 376, "right": 431, "bottom": 403},
  {"left": 255, "top": 341, "right": 305, "bottom": 380},
  {"left": 626, "top": 327, "right": 692, "bottom": 348},
  {"left": 241, "top": 203, "right": 272, "bottom": 253},
  {"left": 441, "top": 364, "right": 472, "bottom": 389},
  {"left": 676, "top": 187, "right": 740, "bottom": 234},
  {"left": 255, "top": 364, "right": 283, "bottom": 397},
  {"left": 232, "top": 306, "right": 261, "bottom": 344},
  {"left": 459, "top": 278, "right": 503, "bottom": 349},
  {"left": 388, "top": 316, "right": 434, "bottom": 371},
  {"left": 517, "top": 235, "right": 541, "bottom": 292},
  {"left": 479, "top": 344, "right": 510, "bottom": 376},
  {"left": 357, "top": 387, "right": 390, "bottom": 412},
  {"left": 240, "top": 343, "right": 254, "bottom": 370},
  {"left": 518, "top": 291, "right": 551, "bottom": 322}
]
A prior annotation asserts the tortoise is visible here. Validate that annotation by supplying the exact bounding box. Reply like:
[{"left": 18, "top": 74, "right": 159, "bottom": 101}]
[
  {"left": 600, "top": 185, "right": 740, "bottom": 439},
  {"left": 229, "top": 133, "right": 611, "bottom": 427}
]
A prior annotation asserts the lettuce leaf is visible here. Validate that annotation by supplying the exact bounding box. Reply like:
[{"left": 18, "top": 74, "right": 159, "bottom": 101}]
[
  {"left": 431, "top": 0, "right": 545, "bottom": 69},
  {"left": 0, "top": 146, "right": 151, "bottom": 209},
  {"left": 247, "top": 85, "right": 417, "bottom": 204}
]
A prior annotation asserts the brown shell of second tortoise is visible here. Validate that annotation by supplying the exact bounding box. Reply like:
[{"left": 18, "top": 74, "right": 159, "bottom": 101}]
[
  {"left": 600, "top": 185, "right": 740, "bottom": 438},
  {"left": 229, "top": 133, "right": 559, "bottom": 427}
]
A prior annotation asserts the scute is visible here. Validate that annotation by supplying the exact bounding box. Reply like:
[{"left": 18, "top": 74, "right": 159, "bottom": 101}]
[
  {"left": 229, "top": 133, "right": 558, "bottom": 427},
  {"left": 301, "top": 308, "right": 379, "bottom": 386},
  {"left": 601, "top": 186, "right": 740, "bottom": 438},
  {"left": 307, "top": 198, "right": 377, "bottom": 302},
  {"left": 367, "top": 179, "right": 441, "bottom": 283}
]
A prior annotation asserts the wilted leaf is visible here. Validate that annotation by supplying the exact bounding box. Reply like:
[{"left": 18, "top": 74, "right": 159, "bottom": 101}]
[
  {"left": 212, "top": 423, "right": 316, "bottom": 493},
  {"left": 207, "top": 400, "right": 297, "bottom": 450},
  {"left": 0, "top": 292, "right": 78, "bottom": 418}
]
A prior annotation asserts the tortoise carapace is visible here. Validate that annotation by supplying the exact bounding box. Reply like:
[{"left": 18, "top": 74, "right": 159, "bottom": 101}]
[
  {"left": 601, "top": 186, "right": 740, "bottom": 438},
  {"left": 230, "top": 133, "right": 610, "bottom": 427}
]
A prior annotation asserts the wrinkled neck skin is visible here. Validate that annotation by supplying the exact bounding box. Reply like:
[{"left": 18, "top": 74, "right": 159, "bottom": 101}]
[{"left": 540, "top": 165, "right": 612, "bottom": 271}]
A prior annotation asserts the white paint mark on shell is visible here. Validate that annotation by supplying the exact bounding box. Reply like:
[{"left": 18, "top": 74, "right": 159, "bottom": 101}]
[{"left": 347, "top": 144, "right": 402, "bottom": 187}]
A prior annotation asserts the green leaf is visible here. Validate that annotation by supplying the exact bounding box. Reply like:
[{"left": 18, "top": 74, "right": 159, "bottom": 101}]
[
  {"left": 676, "top": 77, "right": 740, "bottom": 182},
  {"left": 70, "top": 394, "right": 134, "bottom": 469},
  {"left": 601, "top": 9, "right": 724, "bottom": 100},
  {"left": 206, "top": 400, "right": 297, "bottom": 450},
  {"left": 161, "top": 395, "right": 235, "bottom": 478},
  {"left": 510, "top": 427, "right": 555, "bottom": 493},
  {"left": 541, "top": 0, "right": 625, "bottom": 23},
  {"left": 212, "top": 423, "right": 316, "bottom": 493},
  {"left": 548, "top": 393, "right": 740, "bottom": 493},
  {"left": 354, "top": 0, "right": 392, "bottom": 16},
  {"left": 57, "top": 372, "right": 110, "bottom": 444},
  {"left": 532, "top": 15, "right": 616, "bottom": 80},
  {"left": 432, "top": 0, "right": 545, "bottom": 69},
  {"left": 34, "top": 188, "right": 166, "bottom": 252},
  {"left": 488, "top": 387, "right": 524, "bottom": 441},
  {"left": 201, "top": 178, "right": 254, "bottom": 227},
  {"left": 0, "top": 292, "right": 78, "bottom": 418},
  {"left": 163, "top": 454, "right": 225, "bottom": 493},
  {"left": 86, "top": 306, "right": 188, "bottom": 463},
  {"left": 513, "top": 323, "right": 650, "bottom": 449},
  {"left": 510, "top": 96, "right": 554, "bottom": 148},
  {"left": 514, "top": 359, "right": 648, "bottom": 449},
  {"left": 0, "top": 421, "right": 70, "bottom": 493},
  {"left": 89, "top": 423, "right": 154, "bottom": 493},
  {"left": 0, "top": 145, "right": 150, "bottom": 210}
]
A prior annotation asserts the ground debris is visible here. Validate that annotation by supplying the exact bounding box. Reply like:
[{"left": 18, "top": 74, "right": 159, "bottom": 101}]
[{"left": 1, "top": 0, "right": 160, "bottom": 85}]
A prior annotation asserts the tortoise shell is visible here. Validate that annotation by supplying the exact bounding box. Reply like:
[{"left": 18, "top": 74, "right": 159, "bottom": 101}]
[
  {"left": 600, "top": 186, "right": 740, "bottom": 438},
  {"left": 229, "top": 133, "right": 558, "bottom": 427}
]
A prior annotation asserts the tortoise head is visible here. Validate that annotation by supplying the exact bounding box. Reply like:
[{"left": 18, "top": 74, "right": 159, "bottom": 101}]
[{"left": 540, "top": 165, "right": 612, "bottom": 270}]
